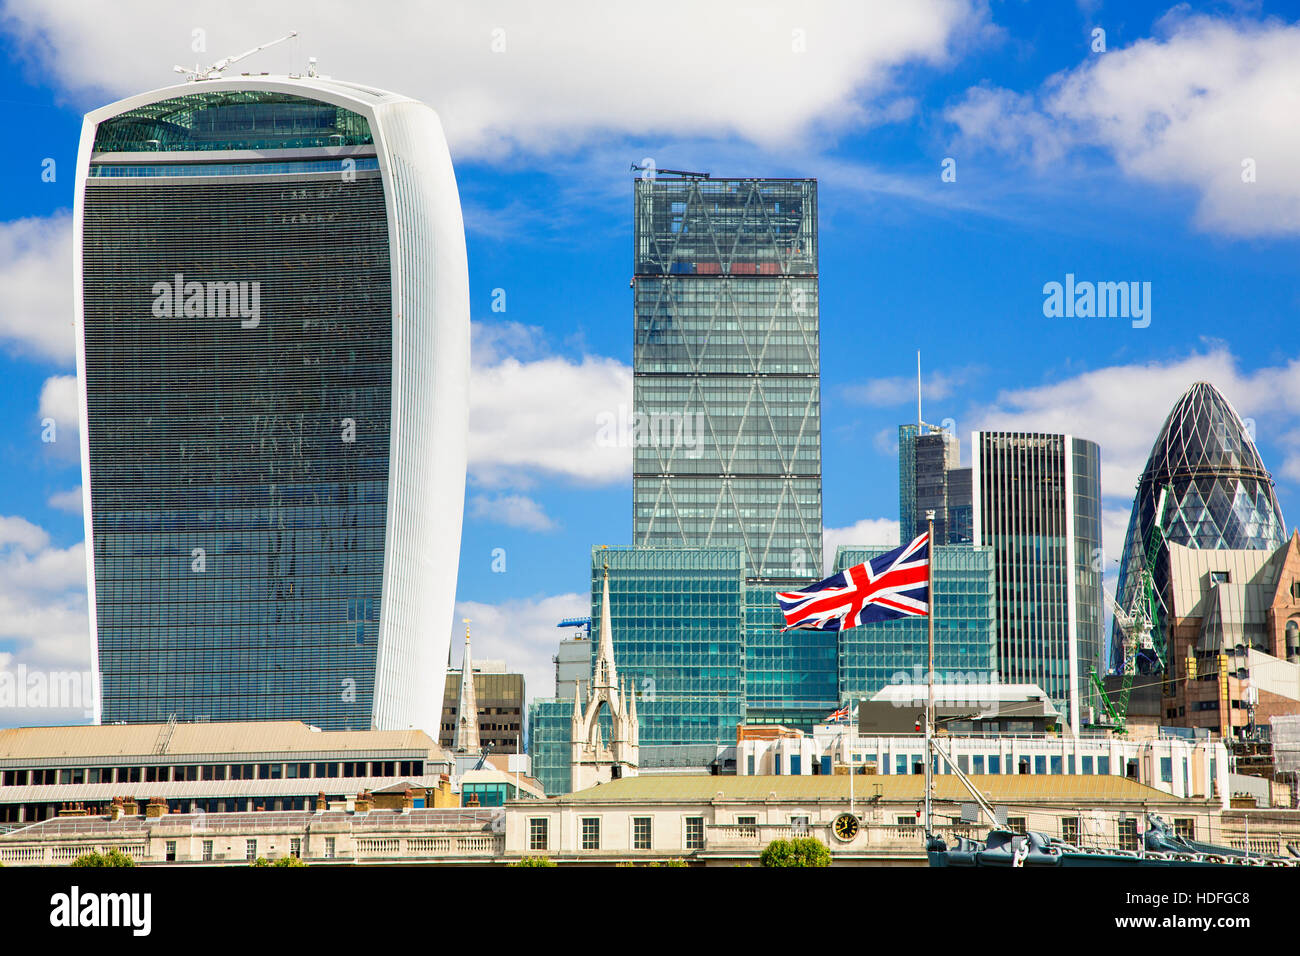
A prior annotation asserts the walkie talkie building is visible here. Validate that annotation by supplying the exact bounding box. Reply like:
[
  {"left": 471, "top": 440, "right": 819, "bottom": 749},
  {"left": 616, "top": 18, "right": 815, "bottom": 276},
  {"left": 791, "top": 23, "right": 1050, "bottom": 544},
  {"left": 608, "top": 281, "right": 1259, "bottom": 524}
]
[{"left": 73, "top": 77, "right": 469, "bottom": 732}]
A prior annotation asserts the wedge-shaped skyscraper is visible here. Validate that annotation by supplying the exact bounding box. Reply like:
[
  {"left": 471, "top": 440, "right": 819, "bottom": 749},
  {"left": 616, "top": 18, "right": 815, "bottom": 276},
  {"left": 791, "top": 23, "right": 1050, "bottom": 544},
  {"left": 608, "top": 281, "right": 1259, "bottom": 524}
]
[{"left": 74, "top": 77, "right": 469, "bottom": 731}]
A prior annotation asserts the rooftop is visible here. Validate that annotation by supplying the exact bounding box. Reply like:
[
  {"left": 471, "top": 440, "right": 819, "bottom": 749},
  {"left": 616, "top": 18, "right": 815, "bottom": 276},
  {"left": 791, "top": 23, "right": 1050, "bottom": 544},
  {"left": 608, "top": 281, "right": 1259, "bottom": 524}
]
[{"left": 0, "top": 721, "right": 444, "bottom": 763}]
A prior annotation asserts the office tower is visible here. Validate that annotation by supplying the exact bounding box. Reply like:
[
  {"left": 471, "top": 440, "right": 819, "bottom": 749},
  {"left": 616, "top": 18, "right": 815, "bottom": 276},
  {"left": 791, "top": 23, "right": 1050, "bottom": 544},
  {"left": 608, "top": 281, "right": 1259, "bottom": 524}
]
[
  {"left": 440, "top": 662, "right": 526, "bottom": 756},
  {"left": 74, "top": 78, "right": 469, "bottom": 731},
  {"left": 834, "top": 544, "right": 997, "bottom": 703},
  {"left": 631, "top": 175, "right": 821, "bottom": 578},
  {"left": 971, "top": 432, "right": 1103, "bottom": 733},
  {"left": 631, "top": 174, "right": 825, "bottom": 726},
  {"left": 1112, "top": 382, "right": 1286, "bottom": 673},
  {"left": 900, "top": 423, "right": 972, "bottom": 545}
]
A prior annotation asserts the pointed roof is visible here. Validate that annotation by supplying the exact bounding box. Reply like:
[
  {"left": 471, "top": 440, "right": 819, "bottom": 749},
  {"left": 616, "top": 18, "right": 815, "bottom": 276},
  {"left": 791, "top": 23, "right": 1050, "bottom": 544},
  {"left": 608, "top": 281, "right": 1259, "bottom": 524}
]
[
  {"left": 452, "top": 620, "right": 480, "bottom": 753},
  {"left": 1141, "top": 382, "right": 1272, "bottom": 486},
  {"left": 594, "top": 561, "right": 618, "bottom": 691}
]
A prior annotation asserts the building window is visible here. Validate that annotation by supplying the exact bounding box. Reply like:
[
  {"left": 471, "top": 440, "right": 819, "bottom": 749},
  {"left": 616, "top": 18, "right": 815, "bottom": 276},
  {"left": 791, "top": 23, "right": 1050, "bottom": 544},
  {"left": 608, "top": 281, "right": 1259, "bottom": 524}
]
[
  {"left": 324, "top": 838, "right": 336, "bottom": 859},
  {"left": 581, "top": 817, "right": 601, "bottom": 851},
  {"left": 290, "top": 838, "right": 302, "bottom": 858},
  {"left": 1005, "top": 816, "right": 1026, "bottom": 833},
  {"left": 988, "top": 755, "right": 1001, "bottom": 775},
  {"left": 1034, "top": 755, "right": 1046, "bottom": 775},
  {"left": 245, "top": 839, "right": 257, "bottom": 861},
  {"left": 201, "top": 840, "right": 213, "bottom": 861},
  {"left": 736, "top": 815, "right": 757, "bottom": 839},
  {"left": 165, "top": 840, "right": 177, "bottom": 862},
  {"left": 685, "top": 816, "right": 704, "bottom": 850},
  {"left": 1160, "top": 757, "right": 1173, "bottom": 783},
  {"left": 1118, "top": 819, "right": 1139, "bottom": 852},
  {"left": 529, "top": 817, "right": 548, "bottom": 852},
  {"left": 1210, "top": 571, "right": 1230, "bottom": 585},
  {"left": 1098, "top": 756, "right": 1110, "bottom": 775},
  {"left": 1081, "top": 756, "right": 1094, "bottom": 775},
  {"left": 1174, "top": 818, "right": 1196, "bottom": 840},
  {"left": 1061, "top": 818, "right": 1080, "bottom": 845},
  {"left": 1050, "top": 756, "right": 1062, "bottom": 775},
  {"left": 898, "top": 814, "right": 918, "bottom": 828},
  {"left": 972, "top": 755, "right": 985, "bottom": 774},
  {"left": 791, "top": 814, "right": 810, "bottom": 836},
  {"left": 633, "top": 816, "right": 652, "bottom": 850}
]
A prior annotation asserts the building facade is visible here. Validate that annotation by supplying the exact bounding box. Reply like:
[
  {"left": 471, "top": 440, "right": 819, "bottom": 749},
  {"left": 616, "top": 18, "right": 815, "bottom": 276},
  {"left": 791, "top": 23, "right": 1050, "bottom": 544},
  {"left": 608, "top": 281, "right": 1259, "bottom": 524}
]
[
  {"left": 971, "top": 432, "right": 1103, "bottom": 733},
  {"left": 1162, "top": 535, "right": 1300, "bottom": 737},
  {"left": 1112, "top": 382, "right": 1287, "bottom": 674},
  {"left": 0, "top": 721, "right": 454, "bottom": 826},
  {"left": 74, "top": 78, "right": 469, "bottom": 732},
  {"left": 440, "top": 666, "right": 525, "bottom": 757},
  {"left": 900, "top": 423, "right": 971, "bottom": 545},
  {"left": 631, "top": 175, "right": 821, "bottom": 581}
]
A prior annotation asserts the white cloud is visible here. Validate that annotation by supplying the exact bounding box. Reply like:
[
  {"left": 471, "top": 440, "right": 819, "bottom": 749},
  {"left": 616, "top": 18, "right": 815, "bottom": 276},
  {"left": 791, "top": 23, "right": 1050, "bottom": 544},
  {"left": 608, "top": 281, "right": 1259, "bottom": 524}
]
[
  {"left": 468, "top": 493, "right": 557, "bottom": 532},
  {"left": 947, "top": 14, "right": 1300, "bottom": 236},
  {"left": 0, "top": 213, "right": 73, "bottom": 363},
  {"left": 468, "top": 353, "right": 632, "bottom": 488},
  {"left": 823, "top": 517, "right": 900, "bottom": 573},
  {"left": 0, "top": 515, "right": 93, "bottom": 728},
  {"left": 47, "top": 486, "right": 83, "bottom": 513},
  {"left": 452, "top": 592, "right": 590, "bottom": 708},
  {"left": 1, "top": 0, "right": 986, "bottom": 159}
]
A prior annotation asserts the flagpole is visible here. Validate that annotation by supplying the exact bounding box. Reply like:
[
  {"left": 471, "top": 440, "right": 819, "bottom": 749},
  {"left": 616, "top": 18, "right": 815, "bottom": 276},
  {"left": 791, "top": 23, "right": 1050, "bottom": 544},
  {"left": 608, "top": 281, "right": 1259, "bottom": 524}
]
[{"left": 925, "top": 514, "right": 935, "bottom": 840}]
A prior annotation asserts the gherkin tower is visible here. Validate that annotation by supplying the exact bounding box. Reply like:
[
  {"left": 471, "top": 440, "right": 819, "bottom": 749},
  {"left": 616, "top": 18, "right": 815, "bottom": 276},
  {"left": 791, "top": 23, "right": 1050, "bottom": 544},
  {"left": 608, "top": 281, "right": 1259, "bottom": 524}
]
[{"left": 1111, "top": 382, "right": 1286, "bottom": 673}]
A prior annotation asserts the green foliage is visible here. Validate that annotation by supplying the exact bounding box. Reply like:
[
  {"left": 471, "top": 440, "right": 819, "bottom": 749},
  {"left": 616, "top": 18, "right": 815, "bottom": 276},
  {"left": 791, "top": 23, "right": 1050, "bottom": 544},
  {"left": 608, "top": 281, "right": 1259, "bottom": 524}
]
[
  {"left": 509, "top": 855, "right": 557, "bottom": 867},
  {"left": 759, "top": 837, "right": 832, "bottom": 868},
  {"left": 71, "top": 848, "right": 136, "bottom": 868},
  {"left": 273, "top": 855, "right": 305, "bottom": 867},
  {"left": 250, "top": 857, "right": 271, "bottom": 867}
]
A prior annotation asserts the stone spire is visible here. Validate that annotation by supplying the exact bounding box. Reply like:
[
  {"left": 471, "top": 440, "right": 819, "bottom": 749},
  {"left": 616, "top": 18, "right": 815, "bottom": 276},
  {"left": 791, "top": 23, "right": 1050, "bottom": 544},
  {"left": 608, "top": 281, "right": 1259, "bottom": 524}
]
[
  {"left": 593, "top": 561, "right": 618, "bottom": 692},
  {"left": 570, "top": 557, "right": 639, "bottom": 790},
  {"left": 453, "top": 618, "right": 480, "bottom": 753}
]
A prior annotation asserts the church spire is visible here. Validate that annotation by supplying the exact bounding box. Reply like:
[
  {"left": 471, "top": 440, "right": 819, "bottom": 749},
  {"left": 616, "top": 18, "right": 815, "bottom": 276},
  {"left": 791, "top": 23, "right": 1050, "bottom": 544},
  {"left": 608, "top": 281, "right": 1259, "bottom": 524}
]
[
  {"left": 453, "top": 618, "right": 480, "bottom": 753},
  {"left": 594, "top": 561, "right": 618, "bottom": 692}
]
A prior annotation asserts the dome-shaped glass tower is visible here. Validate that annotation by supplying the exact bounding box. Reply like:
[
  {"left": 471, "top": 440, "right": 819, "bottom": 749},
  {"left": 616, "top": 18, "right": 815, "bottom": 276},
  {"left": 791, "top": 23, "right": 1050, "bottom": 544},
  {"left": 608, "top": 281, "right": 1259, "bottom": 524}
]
[{"left": 1110, "top": 382, "right": 1286, "bottom": 673}]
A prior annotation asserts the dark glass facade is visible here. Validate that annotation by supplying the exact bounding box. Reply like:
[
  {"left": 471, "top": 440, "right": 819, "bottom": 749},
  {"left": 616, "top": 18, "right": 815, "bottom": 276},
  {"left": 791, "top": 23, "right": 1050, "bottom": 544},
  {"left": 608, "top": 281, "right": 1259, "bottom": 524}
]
[
  {"left": 92, "top": 91, "right": 374, "bottom": 152},
  {"left": 82, "top": 95, "right": 393, "bottom": 728}
]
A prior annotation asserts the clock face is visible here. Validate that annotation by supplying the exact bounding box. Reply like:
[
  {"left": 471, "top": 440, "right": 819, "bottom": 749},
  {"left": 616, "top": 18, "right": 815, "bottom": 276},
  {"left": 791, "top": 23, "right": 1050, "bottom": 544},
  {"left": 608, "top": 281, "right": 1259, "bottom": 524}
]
[{"left": 832, "top": 812, "right": 860, "bottom": 842}]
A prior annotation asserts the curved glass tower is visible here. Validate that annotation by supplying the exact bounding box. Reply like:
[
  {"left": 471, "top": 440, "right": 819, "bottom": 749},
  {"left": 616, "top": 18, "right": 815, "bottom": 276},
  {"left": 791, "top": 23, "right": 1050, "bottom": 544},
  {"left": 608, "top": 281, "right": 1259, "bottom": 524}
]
[
  {"left": 1110, "top": 382, "right": 1286, "bottom": 673},
  {"left": 74, "top": 78, "right": 469, "bottom": 732}
]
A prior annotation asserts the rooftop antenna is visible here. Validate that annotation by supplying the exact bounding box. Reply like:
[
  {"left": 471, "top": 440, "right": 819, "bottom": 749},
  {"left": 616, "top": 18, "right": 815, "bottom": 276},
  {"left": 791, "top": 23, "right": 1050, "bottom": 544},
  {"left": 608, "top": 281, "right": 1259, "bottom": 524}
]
[
  {"left": 174, "top": 30, "right": 299, "bottom": 81},
  {"left": 917, "top": 350, "right": 923, "bottom": 428}
]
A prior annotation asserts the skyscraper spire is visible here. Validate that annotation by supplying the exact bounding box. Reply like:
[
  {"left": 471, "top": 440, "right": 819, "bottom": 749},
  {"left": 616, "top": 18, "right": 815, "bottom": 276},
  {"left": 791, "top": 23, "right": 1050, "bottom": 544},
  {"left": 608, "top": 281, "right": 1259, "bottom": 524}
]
[{"left": 453, "top": 618, "right": 480, "bottom": 753}]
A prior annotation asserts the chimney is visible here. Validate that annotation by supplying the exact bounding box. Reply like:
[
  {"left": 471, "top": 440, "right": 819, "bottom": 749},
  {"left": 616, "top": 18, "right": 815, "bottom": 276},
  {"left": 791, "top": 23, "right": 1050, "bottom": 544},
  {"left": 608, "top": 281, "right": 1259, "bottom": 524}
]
[
  {"left": 354, "top": 789, "right": 374, "bottom": 813},
  {"left": 145, "top": 797, "right": 168, "bottom": 818},
  {"left": 108, "top": 796, "right": 125, "bottom": 822}
]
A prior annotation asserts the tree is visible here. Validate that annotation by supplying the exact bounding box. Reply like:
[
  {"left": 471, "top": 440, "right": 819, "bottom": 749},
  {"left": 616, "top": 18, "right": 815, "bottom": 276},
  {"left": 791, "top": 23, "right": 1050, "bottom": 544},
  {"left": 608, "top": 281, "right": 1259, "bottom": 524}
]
[
  {"left": 760, "top": 837, "right": 831, "bottom": 868},
  {"left": 509, "top": 856, "right": 557, "bottom": 867},
  {"left": 71, "top": 849, "right": 136, "bottom": 867}
]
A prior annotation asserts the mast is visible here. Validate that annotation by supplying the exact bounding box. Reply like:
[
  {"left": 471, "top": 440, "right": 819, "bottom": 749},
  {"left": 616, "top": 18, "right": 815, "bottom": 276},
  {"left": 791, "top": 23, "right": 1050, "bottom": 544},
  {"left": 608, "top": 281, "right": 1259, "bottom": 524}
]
[
  {"left": 917, "top": 351, "right": 923, "bottom": 427},
  {"left": 924, "top": 512, "right": 935, "bottom": 838}
]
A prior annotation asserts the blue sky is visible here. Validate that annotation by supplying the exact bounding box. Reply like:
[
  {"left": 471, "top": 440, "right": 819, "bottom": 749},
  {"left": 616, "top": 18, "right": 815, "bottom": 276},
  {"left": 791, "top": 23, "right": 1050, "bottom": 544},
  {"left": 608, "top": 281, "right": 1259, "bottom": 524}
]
[{"left": 2, "top": 0, "right": 1300, "bottom": 719}]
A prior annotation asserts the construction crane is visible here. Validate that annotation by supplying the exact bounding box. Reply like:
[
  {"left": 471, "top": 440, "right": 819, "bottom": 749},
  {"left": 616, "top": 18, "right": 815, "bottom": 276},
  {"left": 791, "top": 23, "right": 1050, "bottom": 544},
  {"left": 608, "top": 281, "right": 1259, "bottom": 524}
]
[
  {"left": 557, "top": 616, "right": 592, "bottom": 639},
  {"left": 174, "top": 31, "right": 298, "bottom": 81},
  {"left": 1088, "top": 484, "right": 1173, "bottom": 733}
]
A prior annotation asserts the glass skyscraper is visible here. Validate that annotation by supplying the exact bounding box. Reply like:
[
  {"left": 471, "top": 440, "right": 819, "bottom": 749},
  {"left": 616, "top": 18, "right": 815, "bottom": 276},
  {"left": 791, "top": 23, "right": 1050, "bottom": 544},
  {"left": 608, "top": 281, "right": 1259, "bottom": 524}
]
[
  {"left": 1111, "top": 382, "right": 1286, "bottom": 673},
  {"left": 632, "top": 175, "right": 824, "bottom": 725},
  {"left": 74, "top": 79, "right": 469, "bottom": 731},
  {"left": 971, "top": 432, "right": 1103, "bottom": 732},
  {"left": 632, "top": 176, "right": 821, "bottom": 580},
  {"left": 589, "top": 547, "right": 746, "bottom": 746},
  {"left": 900, "top": 423, "right": 972, "bottom": 545}
]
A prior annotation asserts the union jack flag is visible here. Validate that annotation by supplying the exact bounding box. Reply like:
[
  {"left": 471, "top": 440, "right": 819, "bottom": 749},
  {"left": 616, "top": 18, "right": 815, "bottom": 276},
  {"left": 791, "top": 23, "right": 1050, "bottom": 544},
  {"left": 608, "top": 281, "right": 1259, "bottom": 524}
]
[
  {"left": 824, "top": 704, "right": 851, "bottom": 723},
  {"left": 777, "top": 532, "right": 930, "bottom": 633}
]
